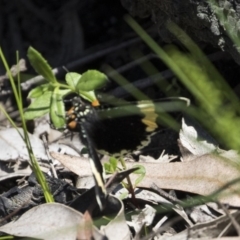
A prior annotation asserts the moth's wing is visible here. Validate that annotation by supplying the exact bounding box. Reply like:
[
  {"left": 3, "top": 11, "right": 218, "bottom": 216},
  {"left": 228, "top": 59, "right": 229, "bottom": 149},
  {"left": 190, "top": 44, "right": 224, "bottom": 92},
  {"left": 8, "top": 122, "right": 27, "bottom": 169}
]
[
  {"left": 98, "top": 97, "right": 189, "bottom": 119},
  {"left": 86, "top": 97, "right": 189, "bottom": 156}
]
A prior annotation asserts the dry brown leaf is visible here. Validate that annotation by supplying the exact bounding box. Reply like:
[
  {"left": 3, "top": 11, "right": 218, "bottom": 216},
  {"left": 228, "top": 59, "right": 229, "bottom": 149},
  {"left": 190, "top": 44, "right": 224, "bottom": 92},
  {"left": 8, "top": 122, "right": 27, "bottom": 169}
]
[
  {"left": 0, "top": 203, "right": 105, "bottom": 240},
  {"left": 128, "top": 154, "right": 240, "bottom": 207},
  {"left": 51, "top": 152, "right": 92, "bottom": 176},
  {"left": 51, "top": 152, "right": 240, "bottom": 207}
]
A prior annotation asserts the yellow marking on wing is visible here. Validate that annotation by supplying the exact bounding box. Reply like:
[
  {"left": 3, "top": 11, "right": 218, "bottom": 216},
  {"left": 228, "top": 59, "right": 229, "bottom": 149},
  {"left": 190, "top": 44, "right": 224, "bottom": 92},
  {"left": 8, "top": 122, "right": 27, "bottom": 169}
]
[
  {"left": 139, "top": 102, "right": 158, "bottom": 132},
  {"left": 142, "top": 119, "right": 158, "bottom": 132}
]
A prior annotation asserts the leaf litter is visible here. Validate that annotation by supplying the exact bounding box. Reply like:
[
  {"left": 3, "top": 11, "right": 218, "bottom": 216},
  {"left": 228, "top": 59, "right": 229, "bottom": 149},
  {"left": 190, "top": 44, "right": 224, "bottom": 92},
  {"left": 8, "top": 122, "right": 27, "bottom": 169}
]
[{"left": 0, "top": 116, "right": 240, "bottom": 239}]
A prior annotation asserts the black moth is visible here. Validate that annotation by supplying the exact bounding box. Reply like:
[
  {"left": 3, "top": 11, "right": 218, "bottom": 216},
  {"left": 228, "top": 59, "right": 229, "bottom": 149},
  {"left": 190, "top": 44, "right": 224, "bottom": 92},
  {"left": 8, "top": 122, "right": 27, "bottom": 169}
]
[
  {"left": 66, "top": 96, "right": 188, "bottom": 157},
  {"left": 65, "top": 95, "right": 189, "bottom": 210}
]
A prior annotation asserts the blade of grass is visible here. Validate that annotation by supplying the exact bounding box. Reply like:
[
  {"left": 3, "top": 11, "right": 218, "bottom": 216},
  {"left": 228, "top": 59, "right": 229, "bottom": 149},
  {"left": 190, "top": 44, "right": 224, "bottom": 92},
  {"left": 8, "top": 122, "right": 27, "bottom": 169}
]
[
  {"left": 125, "top": 15, "right": 240, "bottom": 151},
  {"left": 0, "top": 48, "right": 54, "bottom": 203},
  {"left": 104, "top": 64, "right": 149, "bottom": 100},
  {"left": 167, "top": 21, "right": 240, "bottom": 111},
  {"left": 124, "top": 15, "right": 207, "bottom": 104}
]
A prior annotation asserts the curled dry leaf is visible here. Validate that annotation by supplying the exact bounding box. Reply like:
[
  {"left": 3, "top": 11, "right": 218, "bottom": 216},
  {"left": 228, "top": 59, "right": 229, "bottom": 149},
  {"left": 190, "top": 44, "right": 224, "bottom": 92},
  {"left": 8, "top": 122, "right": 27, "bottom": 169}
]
[
  {"left": 69, "top": 189, "right": 131, "bottom": 240},
  {"left": 0, "top": 203, "right": 105, "bottom": 240},
  {"left": 101, "top": 194, "right": 131, "bottom": 240},
  {"left": 129, "top": 204, "right": 156, "bottom": 234},
  {"left": 179, "top": 117, "right": 218, "bottom": 160}
]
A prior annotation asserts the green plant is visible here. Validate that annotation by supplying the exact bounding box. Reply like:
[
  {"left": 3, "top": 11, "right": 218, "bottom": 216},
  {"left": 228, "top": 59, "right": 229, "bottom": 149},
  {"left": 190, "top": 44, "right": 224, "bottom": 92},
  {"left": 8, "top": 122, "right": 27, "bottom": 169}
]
[
  {"left": 0, "top": 48, "right": 54, "bottom": 203},
  {"left": 104, "top": 157, "right": 146, "bottom": 198},
  {"left": 24, "top": 47, "right": 108, "bottom": 129},
  {"left": 125, "top": 15, "right": 240, "bottom": 153}
]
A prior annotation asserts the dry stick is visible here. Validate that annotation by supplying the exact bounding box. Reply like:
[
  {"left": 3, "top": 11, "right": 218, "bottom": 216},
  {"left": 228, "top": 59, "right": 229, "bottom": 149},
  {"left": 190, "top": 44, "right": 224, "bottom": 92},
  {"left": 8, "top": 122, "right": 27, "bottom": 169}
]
[
  {"left": 20, "top": 37, "right": 142, "bottom": 91},
  {"left": 141, "top": 216, "right": 182, "bottom": 240},
  {"left": 115, "top": 53, "right": 159, "bottom": 74},
  {"left": 3, "top": 45, "right": 229, "bottom": 96},
  {"left": 0, "top": 49, "right": 229, "bottom": 124},
  {"left": 108, "top": 50, "right": 230, "bottom": 99},
  {"left": 21, "top": 42, "right": 228, "bottom": 93},
  {"left": 40, "top": 133, "right": 58, "bottom": 178},
  {"left": 151, "top": 183, "right": 183, "bottom": 204},
  {"left": 217, "top": 202, "right": 240, "bottom": 237},
  {"left": 119, "top": 157, "right": 138, "bottom": 208}
]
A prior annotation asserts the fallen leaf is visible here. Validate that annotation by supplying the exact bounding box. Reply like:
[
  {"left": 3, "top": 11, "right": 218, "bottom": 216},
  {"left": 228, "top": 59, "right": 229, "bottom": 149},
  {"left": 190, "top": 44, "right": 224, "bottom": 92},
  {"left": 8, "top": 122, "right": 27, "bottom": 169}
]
[
  {"left": 129, "top": 204, "right": 156, "bottom": 234},
  {"left": 128, "top": 154, "right": 240, "bottom": 207},
  {"left": 51, "top": 152, "right": 240, "bottom": 207},
  {"left": 0, "top": 128, "right": 47, "bottom": 161},
  {"left": 0, "top": 203, "right": 105, "bottom": 240},
  {"left": 101, "top": 194, "right": 131, "bottom": 240},
  {"left": 51, "top": 152, "right": 92, "bottom": 176},
  {"left": 179, "top": 117, "right": 218, "bottom": 159}
]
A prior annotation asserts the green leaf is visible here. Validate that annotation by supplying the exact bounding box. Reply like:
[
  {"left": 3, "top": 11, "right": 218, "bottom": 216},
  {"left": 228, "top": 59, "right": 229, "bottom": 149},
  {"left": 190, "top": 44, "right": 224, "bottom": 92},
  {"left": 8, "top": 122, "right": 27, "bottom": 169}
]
[
  {"left": 104, "top": 157, "right": 118, "bottom": 174},
  {"left": 27, "top": 47, "right": 57, "bottom": 83},
  {"left": 65, "top": 72, "right": 81, "bottom": 89},
  {"left": 132, "top": 165, "right": 146, "bottom": 187},
  {"left": 104, "top": 162, "right": 112, "bottom": 174},
  {"left": 57, "top": 89, "right": 72, "bottom": 99},
  {"left": 24, "top": 91, "right": 52, "bottom": 120},
  {"left": 50, "top": 88, "right": 66, "bottom": 129},
  {"left": 76, "top": 70, "right": 108, "bottom": 91},
  {"left": 119, "top": 191, "right": 128, "bottom": 200},
  {"left": 109, "top": 157, "right": 118, "bottom": 172},
  {"left": 28, "top": 83, "right": 52, "bottom": 98},
  {"left": 79, "top": 90, "right": 98, "bottom": 103}
]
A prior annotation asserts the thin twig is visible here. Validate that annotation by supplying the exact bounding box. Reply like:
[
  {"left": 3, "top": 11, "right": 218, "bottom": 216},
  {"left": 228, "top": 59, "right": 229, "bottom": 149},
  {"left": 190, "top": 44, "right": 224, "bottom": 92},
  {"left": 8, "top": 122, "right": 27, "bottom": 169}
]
[
  {"left": 20, "top": 37, "right": 142, "bottom": 91},
  {"left": 151, "top": 183, "right": 183, "bottom": 204},
  {"left": 217, "top": 201, "right": 240, "bottom": 237}
]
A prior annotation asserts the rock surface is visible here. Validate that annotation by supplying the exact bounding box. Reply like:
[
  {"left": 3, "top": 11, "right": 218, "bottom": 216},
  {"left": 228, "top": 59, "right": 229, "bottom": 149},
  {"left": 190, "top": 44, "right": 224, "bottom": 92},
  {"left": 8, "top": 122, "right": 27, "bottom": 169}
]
[{"left": 121, "top": 0, "right": 240, "bottom": 64}]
